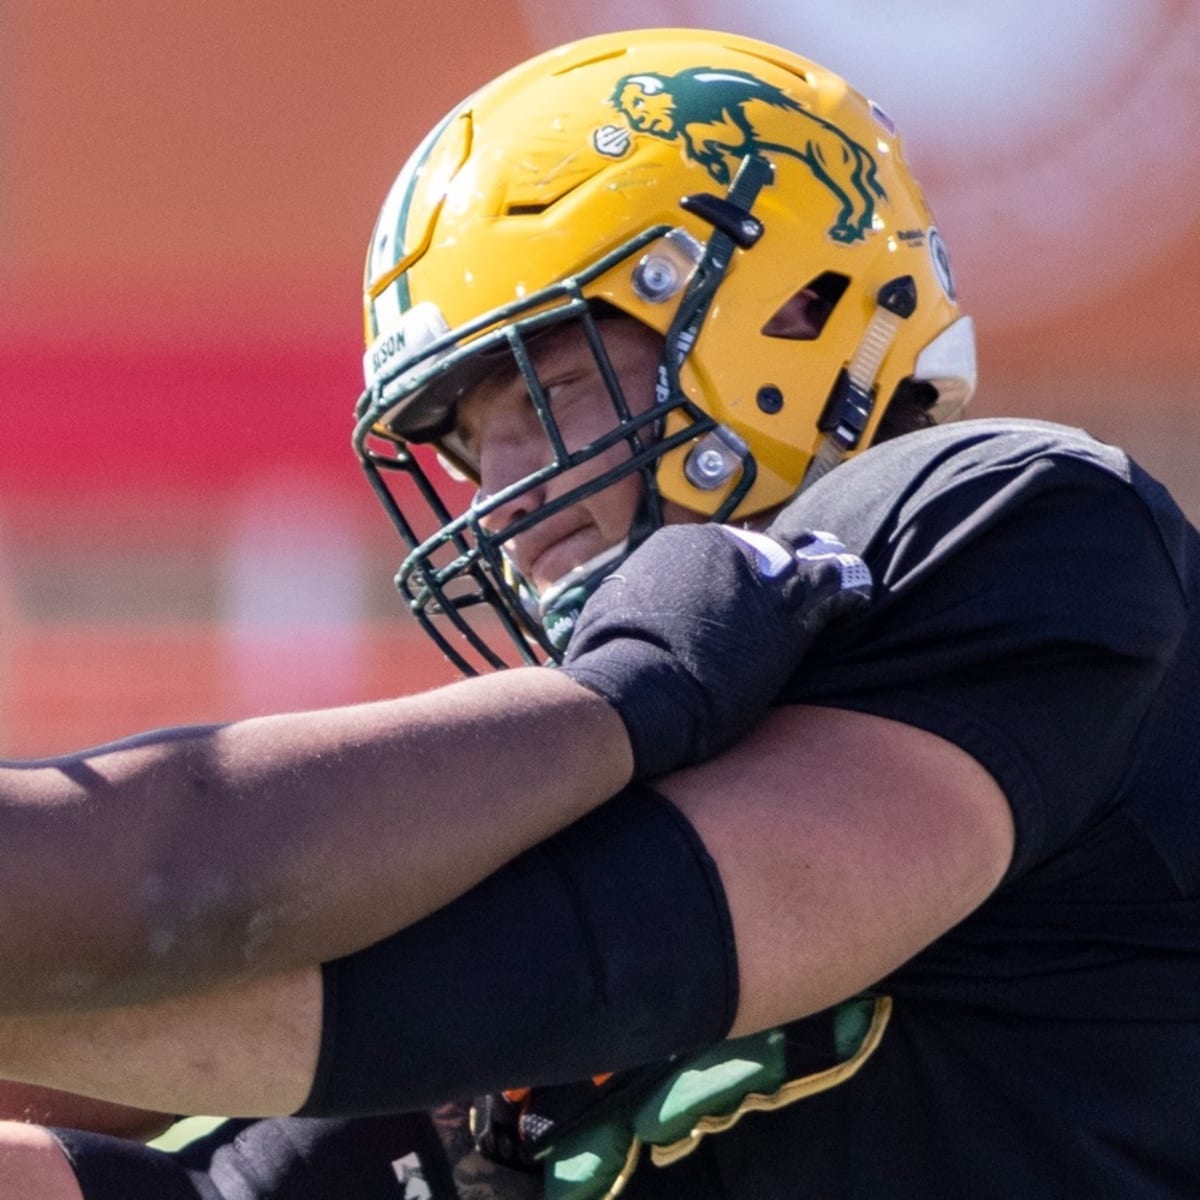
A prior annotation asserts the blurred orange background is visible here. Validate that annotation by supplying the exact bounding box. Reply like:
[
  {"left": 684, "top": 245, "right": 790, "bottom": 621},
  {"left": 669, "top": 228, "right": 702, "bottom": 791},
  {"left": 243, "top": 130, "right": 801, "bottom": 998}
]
[{"left": 3, "top": 2, "right": 1198, "bottom": 753}]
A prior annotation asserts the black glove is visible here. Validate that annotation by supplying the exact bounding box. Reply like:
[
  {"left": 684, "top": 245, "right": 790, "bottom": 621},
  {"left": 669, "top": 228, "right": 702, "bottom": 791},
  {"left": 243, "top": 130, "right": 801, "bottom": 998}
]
[
  {"left": 559, "top": 522, "right": 872, "bottom": 779},
  {"left": 51, "top": 1112, "right": 458, "bottom": 1200}
]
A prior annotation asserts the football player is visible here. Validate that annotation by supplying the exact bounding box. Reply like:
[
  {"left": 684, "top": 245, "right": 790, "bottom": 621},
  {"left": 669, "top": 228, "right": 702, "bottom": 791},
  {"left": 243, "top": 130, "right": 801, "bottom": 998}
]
[{"left": 0, "top": 27, "right": 1197, "bottom": 1199}]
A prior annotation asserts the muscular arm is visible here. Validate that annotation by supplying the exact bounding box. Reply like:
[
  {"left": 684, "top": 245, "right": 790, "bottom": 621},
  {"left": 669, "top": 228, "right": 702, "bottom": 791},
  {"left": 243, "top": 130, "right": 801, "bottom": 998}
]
[
  {"left": 657, "top": 705, "right": 1014, "bottom": 1035},
  {"left": 0, "top": 1082, "right": 172, "bottom": 1142},
  {"left": 0, "top": 520, "right": 854, "bottom": 1018},
  {"left": 0, "top": 668, "right": 631, "bottom": 1012},
  {"left": 0, "top": 706, "right": 1013, "bottom": 1117}
]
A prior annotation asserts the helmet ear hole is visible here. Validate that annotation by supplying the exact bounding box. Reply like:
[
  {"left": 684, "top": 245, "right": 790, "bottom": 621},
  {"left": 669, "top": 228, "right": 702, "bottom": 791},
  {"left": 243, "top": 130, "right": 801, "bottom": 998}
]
[
  {"left": 762, "top": 271, "right": 851, "bottom": 341},
  {"left": 875, "top": 378, "right": 939, "bottom": 442}
]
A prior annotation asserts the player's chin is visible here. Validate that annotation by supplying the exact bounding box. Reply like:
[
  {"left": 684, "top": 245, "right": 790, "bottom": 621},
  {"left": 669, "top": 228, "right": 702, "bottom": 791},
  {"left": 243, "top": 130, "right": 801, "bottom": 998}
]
[{"left": 529, "top": 527, "right": 610, "bottom": 593}]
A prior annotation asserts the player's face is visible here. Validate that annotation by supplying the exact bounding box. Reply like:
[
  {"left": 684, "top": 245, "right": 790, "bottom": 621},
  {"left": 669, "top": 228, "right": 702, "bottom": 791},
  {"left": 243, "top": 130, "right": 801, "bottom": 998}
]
[{"left": 452, "top": 317, "right": 695, "bottom": 594}]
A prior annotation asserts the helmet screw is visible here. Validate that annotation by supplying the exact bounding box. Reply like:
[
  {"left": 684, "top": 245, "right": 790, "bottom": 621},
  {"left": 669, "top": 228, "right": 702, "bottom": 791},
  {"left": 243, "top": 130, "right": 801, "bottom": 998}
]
[
  {"left": 632, "top": 255, "right": 680, "bottom": 303},
  {"left": 683, "top": 427, "right": 749, "bottom": 490},
  {"left": 756, "top": 385, "right": 784, "bottom": 414}
]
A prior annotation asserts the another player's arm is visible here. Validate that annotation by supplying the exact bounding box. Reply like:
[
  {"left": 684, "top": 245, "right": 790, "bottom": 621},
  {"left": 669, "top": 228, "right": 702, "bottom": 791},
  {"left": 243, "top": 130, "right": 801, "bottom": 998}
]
[
  {"left": 0, "top": 521, "right": 862, "bottom": 1016},
  {"left": 0, "top": 1124, "right": 86, "bottom": 1200},
  {"left": 0, "top": 706, "right": 1012, "bottom": 1118},
  {"left": 0, "top": 668, "right": 631, "bottom": 1013},
  {"left": 0, "top": 1081, "right": 172, "bottom": 1142}
]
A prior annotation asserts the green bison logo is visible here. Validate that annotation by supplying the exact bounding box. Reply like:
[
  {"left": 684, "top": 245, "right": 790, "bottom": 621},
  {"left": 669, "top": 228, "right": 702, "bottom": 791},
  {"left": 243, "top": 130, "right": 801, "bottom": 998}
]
[{"left": 610, "top": 67, "right": 886, "bottom": 244}]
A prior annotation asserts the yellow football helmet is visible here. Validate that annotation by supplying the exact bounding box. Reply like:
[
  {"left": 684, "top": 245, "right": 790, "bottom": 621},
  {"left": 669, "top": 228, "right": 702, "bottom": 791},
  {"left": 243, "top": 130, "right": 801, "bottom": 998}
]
[{"left": 354, "top": 27, "right": 976, "bottom": 671}]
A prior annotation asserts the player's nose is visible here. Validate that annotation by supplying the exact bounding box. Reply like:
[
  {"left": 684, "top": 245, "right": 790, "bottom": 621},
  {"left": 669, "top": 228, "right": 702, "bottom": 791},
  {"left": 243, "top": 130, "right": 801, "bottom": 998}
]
[{"left": 473, "top": 440, "right": 549, "bottom": 536}]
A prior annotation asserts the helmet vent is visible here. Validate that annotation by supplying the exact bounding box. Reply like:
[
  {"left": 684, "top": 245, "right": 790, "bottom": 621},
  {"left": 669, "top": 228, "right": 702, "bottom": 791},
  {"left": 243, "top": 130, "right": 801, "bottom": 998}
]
[
  {"left": 762, "top": 271, "right": 850, "bottom": 341},
  {"left": 503, "top": 173, "right": 593, "bottom": 216}
]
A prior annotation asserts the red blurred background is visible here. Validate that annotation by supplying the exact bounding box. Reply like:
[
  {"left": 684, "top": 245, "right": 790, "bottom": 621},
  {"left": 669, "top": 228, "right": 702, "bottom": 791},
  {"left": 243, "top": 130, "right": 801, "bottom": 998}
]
[{"left": 3, "top": 2, "right": 1198, "bottom": 753}]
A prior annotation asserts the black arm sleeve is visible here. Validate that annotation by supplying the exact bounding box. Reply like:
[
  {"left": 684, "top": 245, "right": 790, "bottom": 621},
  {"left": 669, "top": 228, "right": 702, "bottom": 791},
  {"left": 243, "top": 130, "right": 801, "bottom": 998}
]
[{"left": 298, "top": 784, "right": 738, "bottom": 1117}]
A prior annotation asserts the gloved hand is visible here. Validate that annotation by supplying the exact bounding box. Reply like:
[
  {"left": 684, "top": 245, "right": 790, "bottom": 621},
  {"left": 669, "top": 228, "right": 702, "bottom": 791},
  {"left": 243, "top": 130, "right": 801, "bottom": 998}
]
[{"left": 559, "top": 522, "right": 872, "bottom": 779}]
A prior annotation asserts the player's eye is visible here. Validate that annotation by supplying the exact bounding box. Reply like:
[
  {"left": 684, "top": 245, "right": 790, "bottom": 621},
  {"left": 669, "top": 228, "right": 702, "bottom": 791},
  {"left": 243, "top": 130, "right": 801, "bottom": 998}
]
[
  {"left": 453, "top": 430, "right": 478, "bottom": 466},
  {"left": 538, "top": 378, "right": 589, "bottom": 430}
]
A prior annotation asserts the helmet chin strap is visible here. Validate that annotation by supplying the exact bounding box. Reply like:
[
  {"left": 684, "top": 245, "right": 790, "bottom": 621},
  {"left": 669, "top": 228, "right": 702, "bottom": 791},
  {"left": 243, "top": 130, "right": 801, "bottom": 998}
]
[
  {"left": 801, "top": 275, "right": 918, "bottom": 491},
  {"left": 532, "top": 540, "right": 632, "bottom": 652}
]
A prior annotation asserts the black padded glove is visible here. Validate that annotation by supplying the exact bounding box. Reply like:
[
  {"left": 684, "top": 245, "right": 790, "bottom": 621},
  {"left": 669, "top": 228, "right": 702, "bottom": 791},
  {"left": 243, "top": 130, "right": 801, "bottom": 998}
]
[
  {"left": 52, "top": 1112, "right": 458, "bottom": 1200},
  {"left": 559, "top": 522, "right": 872, "bottom": 779}
]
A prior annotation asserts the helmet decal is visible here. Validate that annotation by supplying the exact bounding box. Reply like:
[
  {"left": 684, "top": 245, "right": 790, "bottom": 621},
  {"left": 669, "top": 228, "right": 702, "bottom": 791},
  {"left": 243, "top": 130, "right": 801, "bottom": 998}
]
[
  {"left": 592, "top": 123, "right": 633, "bottom": 158},
  {"left": 608, "top": 67, "right": 886, "bottom": 244},
  {"left": 928, "top": 228, "right": 958, "bottom": 301}
]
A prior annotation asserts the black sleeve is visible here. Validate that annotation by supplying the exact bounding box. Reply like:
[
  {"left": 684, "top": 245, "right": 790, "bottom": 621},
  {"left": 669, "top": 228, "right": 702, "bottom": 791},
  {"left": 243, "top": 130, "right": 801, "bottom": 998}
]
[
  {"left": 299, "top": 784, "right": 738, "bottom": 1116},
  {"left": 768, "top": 421, "right": 1191, "bottom": 878}
]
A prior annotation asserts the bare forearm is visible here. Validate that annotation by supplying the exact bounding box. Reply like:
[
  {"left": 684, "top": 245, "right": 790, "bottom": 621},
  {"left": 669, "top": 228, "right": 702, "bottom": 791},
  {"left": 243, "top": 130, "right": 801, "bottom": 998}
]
[
  {"left": 0, "top": 1081, "right": 173, "bottom": 1141},
  {"left": 0, "top": 668, "right": 631, "bottom": 1012},
  {"left": 0, "top": 968, "right": 320, "bottom": 1117},
  {"left": 0, "top": 770, "right": 728, "bottom": 1120}
]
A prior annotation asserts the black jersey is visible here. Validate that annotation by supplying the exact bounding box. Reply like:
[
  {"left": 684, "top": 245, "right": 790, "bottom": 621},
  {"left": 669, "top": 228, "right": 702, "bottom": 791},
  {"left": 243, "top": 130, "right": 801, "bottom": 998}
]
[
  {"left": 624, "top": 418, "right": 1200, "bottom": 1198},
  {"left": 291, "top": 418, "right": 1198, "bottom": 1200}
]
